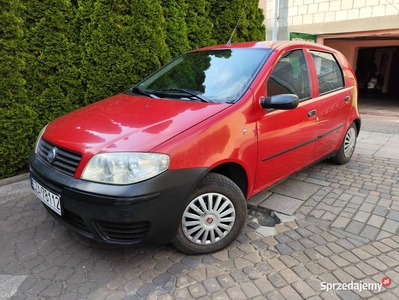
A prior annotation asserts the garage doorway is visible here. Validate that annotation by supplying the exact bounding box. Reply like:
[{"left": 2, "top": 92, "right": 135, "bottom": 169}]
[
  {"left": 314, "top": 30, "right": 399, "bottom": 115},
  {"left": 387, "top": 50, "right": 399, "bottom": 96},
  {"left": 355, "top": 46, "right": 399, "bottom": 97},
  {"left": 354, "top": 46, "right": 399, "bottom": 115}
]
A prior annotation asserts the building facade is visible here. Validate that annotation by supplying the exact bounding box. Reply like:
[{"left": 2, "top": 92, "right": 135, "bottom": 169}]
[{"left": 259, "top": 0, "right": 399, "bottom": 97}]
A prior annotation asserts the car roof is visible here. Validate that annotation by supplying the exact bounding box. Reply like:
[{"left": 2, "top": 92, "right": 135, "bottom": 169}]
[{"left": 192, "top": 40, "right": 338, "bottom": 53}]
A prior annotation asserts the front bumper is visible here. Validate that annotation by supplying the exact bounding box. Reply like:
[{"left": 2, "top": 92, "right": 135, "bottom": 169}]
[{"left": 29, "top": 150, "right": 207, "bottom": 246}]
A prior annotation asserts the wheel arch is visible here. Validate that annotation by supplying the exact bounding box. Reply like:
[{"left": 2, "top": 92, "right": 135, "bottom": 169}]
[
  {"left": 211, "top": 162, "right": 248, "bottom": 199},
  {"left": 353, "top": 117, "right": 361, "bottom": 136}
]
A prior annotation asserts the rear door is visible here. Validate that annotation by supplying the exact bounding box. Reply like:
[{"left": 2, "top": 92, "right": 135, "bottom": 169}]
[
  {"left": 254, "top": 49, "right": 320, "bottom": 193},
  {"left": 308, "top": 50, "right": 353, "bottom": 160}
]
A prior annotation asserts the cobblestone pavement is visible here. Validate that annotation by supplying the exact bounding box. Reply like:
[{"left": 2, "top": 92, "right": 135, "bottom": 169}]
[
  {"left": 1, "top": 113, "right": 398, "bottom": 300},
  {"left": 360, "top": 114, "right": 399, "bottom": 134}
]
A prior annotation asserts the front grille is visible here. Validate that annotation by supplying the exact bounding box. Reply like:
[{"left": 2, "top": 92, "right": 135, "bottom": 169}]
[
  {"left": 38, "top": 139, "right": 82, "bottom": 177},
  {"left": 96, "top": 221, "right": 149, "bottom": 243}
]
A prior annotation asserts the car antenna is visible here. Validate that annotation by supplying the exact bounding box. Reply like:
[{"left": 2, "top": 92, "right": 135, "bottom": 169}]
[{"left": 226, "top": 4, "right": 247, "bottom": 46}]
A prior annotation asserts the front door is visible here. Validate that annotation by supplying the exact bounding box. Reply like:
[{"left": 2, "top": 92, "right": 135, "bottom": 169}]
[{"left": 254, "top": 49, "right": 320, "bottom": 194}]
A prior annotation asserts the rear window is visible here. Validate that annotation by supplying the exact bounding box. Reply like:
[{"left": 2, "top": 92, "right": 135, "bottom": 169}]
[{"left": 310, "top": 51, "right": 344, "bottom": 94}]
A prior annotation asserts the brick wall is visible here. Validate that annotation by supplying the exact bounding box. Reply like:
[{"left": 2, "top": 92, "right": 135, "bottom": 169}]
[
  {"left": 262, "top": 0, "right": 399, "bottom": 40},
  {"left": 267, "top": 0, "right": 397, "bottom": 27}
]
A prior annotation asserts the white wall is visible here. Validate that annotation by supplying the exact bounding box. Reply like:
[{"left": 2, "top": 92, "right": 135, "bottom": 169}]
[{"left": 261, "top": 0, "right": 399, "bottom": 40}]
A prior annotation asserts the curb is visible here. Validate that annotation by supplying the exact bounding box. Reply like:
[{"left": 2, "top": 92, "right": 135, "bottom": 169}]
[{"left": 0, "top": 173, "right": 30, "bottom": 187}]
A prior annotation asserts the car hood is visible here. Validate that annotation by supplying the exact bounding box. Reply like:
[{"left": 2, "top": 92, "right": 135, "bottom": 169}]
[{"left": 43, "top": 93, "right": 230, "bottom": 155}]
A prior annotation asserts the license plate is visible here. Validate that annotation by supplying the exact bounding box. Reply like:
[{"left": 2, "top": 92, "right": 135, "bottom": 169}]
[{"left": 31, "top": 177, "right": 62, "bottom": 216}]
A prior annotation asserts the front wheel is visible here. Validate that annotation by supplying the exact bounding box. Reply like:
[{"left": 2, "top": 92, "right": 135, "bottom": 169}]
[
  {"left": 173, "top": 173, "right": 247, "bottom": 255},
  {"left": 330, "top": 122, "right": 357, "bottom": 165}
]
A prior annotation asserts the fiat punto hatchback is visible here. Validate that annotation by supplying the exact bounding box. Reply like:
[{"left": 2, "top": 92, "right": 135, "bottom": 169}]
[{"left": 29, "top": 41, "right": 361, "bottom": 254}]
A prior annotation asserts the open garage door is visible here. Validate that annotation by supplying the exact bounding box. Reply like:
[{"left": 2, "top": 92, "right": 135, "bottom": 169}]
[
  {"left": 387, "top": 50, "right": 399, "bottom": 96},
  {"left": 320, "top": 30, "right": 399, "bottom": 114},
  {"left": 356, "top": 46, "right": 399, "bottom": 97}
]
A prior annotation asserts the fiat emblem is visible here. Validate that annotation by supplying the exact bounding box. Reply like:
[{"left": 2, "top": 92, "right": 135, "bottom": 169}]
[
  {"left": 47, "top": 148, "right": 57, "bottom": 163},
  {"left": 206, "top": 217, "right": 214, "bottom": 225}
]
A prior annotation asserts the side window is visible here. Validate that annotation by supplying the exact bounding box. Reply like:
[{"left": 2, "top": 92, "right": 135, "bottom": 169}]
[
  {"left": 310, "top": 51, "right": 344, "bottom": 94},
  {"left": 267, "top": 50, "right": 311, "bottom": 100}
]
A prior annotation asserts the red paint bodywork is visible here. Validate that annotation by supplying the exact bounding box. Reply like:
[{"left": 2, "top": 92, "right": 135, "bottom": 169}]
[{"left": 42, "top": 41, "right": 360, "bottom": 199}]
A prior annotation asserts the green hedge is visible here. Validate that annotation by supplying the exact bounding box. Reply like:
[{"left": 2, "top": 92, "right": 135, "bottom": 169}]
[{"left": 0, "top": 0, "right": 265, "bottom": 179}]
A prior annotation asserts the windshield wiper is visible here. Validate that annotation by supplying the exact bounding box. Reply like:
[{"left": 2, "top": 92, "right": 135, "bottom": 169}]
[
  {"left": 155, "top": 88, "right": 212, "bottom": 103},
  {"left": 131, "top": 86, "right": 160, "bottom": 99}
]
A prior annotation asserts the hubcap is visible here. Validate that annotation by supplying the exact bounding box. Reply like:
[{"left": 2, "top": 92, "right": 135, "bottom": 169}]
[
  {"left": 344, "top": 127, "right": 356, "bottom": 158},
  {"left": 182, "top": 193, "right": 236, "bottom": 245}
]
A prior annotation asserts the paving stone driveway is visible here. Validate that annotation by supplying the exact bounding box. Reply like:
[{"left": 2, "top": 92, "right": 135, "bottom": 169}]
[{"left": 0, "top": 114, "right": 398, "bottom": 300}]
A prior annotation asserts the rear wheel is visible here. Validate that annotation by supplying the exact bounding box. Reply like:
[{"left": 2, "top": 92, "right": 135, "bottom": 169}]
[
  {"left": 173, "top": 173, "right": 247, "bottom": 255},
  {"left": 330, "top": 122, "right": 357, "bottom": 165}
]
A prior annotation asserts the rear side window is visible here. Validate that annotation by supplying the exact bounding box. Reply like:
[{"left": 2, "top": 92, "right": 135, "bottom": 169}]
[
  {"left": 310, "top": 51, "right": 344, "bottom": 94},
  {"left": 267, "top": 50, "right": 311, "bottom": 100}
]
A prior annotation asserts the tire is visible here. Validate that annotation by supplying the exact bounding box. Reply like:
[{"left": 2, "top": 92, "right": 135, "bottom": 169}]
[
  {"left": 330, "top": 122, "right": 357, "bottom": 165},
  {"left": 172, "top": 172, "right": 247, "bottom": 255}
]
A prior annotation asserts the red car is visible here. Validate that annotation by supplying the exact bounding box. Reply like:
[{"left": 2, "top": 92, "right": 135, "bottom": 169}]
[{"left": 29, "top": 41, "right": 360, "bottom": 254}]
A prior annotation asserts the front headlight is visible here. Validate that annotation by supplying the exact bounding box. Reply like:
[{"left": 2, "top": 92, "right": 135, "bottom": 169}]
[
  {"left": 81, "top": 152, "right": 170, "bottom": 185},
  {"left": 34, "top": 124, "right": 48, "bottom": 155}
]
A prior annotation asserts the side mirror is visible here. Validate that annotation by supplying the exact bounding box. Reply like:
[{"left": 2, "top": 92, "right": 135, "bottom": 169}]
[{"left": 261, "top": 94, "right": 299, "bottom": 110}]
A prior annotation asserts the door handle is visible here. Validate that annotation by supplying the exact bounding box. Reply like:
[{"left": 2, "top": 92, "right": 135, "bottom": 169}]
[
  {"left": 344, "top": 96, "right": 350, "bottom": 102},
  {"left": 308, "top": 109, "right": 317, "bottom": 117}
]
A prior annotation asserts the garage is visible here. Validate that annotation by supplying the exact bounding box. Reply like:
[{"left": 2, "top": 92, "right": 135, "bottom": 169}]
[
  {"left": 355, "top": 46, "right": 399, "bottom": 97},
  {"left": 321, "top": 31, "right": 399, "bottom": 115}
]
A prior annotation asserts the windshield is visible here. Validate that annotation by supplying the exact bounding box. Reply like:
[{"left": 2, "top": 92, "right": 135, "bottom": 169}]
[{"left": 134, "top": 48, "right": 270, "bottom": 103}]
